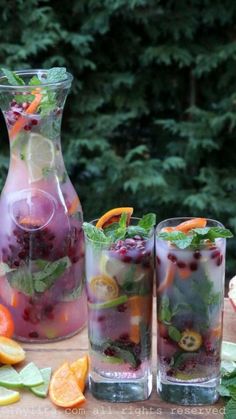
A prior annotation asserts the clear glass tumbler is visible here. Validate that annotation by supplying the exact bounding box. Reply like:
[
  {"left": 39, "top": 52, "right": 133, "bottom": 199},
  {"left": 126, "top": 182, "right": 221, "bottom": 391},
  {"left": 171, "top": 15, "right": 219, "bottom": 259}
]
[
  {"left": 156, "top": 218, "right": 226, "bottom": 405},
  {"left": 84, "top": 219, "right": 154, "bottom": 402}
]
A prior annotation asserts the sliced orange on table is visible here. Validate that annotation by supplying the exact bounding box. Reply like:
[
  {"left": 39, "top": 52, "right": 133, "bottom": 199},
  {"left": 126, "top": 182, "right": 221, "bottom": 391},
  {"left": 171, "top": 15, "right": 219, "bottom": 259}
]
[
  {"left": 89, "top": 274, "right": 119, "bottom": 301},
  {"left": 96, "top": 207, "right": 133, "bottom": 229},
  {"left": 0, "top": 336, "right": 25, "bottom": 364},
  {"left": 49, "top": 361, "right": 86, "bottom": 408},
  {"left": 70, "top": 355, "right": 89, "bottom": 392},
  {"left": 0, "top": 304, "right": 14, "bottom": 338}
]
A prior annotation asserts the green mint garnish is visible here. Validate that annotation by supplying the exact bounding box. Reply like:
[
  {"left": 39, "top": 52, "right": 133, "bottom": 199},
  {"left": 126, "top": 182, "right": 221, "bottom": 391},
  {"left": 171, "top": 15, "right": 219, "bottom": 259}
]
[
  {"left": 1, "top": 68, "right": 25, "bottom": 86},
  {"left": 219, "top": 359, "right": 236, "bottom": 419},
  {"left": 83, "top": 222, "right": 111, "bottom": 244},
  {"left": 46, "top": 67, "right": 67, "bottom": 83},
  {"left": 168, "top": 325, "right": 181, "bottom": 342},
  {"left": 158, "top": 226, "right": 233, "bottom": 249}
]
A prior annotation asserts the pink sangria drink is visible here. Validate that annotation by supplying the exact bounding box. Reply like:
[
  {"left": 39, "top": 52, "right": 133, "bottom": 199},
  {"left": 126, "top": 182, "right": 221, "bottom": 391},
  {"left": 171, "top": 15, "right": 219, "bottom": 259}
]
[
  {"left": 0, "top": 68, "right": 87, "bottom": 341},
  {"left": 83, "top": 209, "right": 155, "bottom": 402},
  {"left": 156, "top": 217, "right": 233, "bottom": 405}
]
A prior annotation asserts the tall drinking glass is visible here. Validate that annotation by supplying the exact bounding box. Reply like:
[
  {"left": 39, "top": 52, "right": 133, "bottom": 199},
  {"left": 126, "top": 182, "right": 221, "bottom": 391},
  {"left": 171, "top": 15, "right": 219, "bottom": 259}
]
[
  {"left": 156, "top": 218, "right": 226, "bottom": 405},
  {"left": 84, "top": 219, "right": 154, "bottom": 402}
]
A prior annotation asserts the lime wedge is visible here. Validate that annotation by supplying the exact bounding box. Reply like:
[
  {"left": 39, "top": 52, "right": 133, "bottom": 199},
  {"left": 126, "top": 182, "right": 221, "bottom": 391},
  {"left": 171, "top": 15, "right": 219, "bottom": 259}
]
[
  {"left": 30, "top": 367, "right": 52, "bottom": 398},
  {"left": 26, "top": 133, "right": 55, "bottom": 182},
  {"left": 0, "top": 386, "right": 20, "bottom": 406},
  {"left": 88, "top": 294, "right": 128, "bottom": 309},
  {"left": 19, "top": 362, "right": 44, "bottom": 387},
  {"left": 222, "top": 341, "right": 236, "bottom": 362},
  {"left": 0, "top": 365, "right": 22, "bottom": 388}
]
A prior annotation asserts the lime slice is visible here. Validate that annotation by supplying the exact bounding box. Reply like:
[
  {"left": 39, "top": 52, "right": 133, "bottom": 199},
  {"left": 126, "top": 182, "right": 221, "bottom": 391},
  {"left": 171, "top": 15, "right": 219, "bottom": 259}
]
[
  {"left": 0, "top": 386, "right": 20, "bottom": 406},
  {"left": 88, "top": 294, "right": 128, "bottom": 310},
  {"left": 222, "top": 341, "right": 236, "bottom": 362},
  {"left": 26, "top": 133, "right": 55, "bottom": 182},
  {"left": 19, "top": 362, "right": 44, "bottom": 387},
  {"left": 100, "top": 255, "right": 145, "bottom": 285},
  {"left": 30, "top": 367, "right": 52, "bottom": 398},
  {"left": 0, "top": 365, "right": 22, "bottom": 389},
  {"left": 91, "top": 350, "right": 123, "bottom": 364}
]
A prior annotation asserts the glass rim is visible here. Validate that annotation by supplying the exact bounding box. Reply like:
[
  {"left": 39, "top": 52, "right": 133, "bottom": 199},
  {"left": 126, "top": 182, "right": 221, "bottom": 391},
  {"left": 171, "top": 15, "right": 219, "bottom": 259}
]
[
  {"left": 0, "top": 69, "right": 73, "bottom": 90},
  {"left": 156, "top": 216, "right": 226, "bottom": 246},
  {"left": 84, "top": 216, "right": 154, "bottom": 245}
]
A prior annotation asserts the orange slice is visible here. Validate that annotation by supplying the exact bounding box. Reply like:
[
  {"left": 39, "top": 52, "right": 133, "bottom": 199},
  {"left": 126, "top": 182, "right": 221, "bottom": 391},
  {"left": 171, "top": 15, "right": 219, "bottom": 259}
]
[
  {"left": 19, "top": 216, "right": 43, "bottom": 227},
  {"left": 175, "top": 218, "right": 207, "bottom": 233},
  {"left": 0, "top": 304, "right": 14, "bottom": 338},
  {"left": 0, "top": 276, "right": 19, "bottom": 308},
  {"left": 128, "top": 295, "right": 152, "bottom": 344},
  {"left": 96, "top": 207, "right": 133, "bottom": 229},
  {"left": 157, "top": 264, "right": 176, "bottom": 293},
  {"left": 89, "top": 275, "right": 119, "bottom": 301},
  {"left": 68, "top": 196, "right": 80, "bottom": 215},
  {"left": 49, "top": 362, "right": 85, "bottom": 408},
  {"left": 0, "top": 337, "right": 25, "bottom": 364},
  {"left": 70, "top": 355, "right": 89, "bottom": 392}
]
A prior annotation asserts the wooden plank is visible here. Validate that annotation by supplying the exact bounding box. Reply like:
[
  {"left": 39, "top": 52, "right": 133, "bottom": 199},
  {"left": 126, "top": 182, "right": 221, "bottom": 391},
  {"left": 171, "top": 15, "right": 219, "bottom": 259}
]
[{"left": 0, "top": 299, "right": 234, "bottom": 419}]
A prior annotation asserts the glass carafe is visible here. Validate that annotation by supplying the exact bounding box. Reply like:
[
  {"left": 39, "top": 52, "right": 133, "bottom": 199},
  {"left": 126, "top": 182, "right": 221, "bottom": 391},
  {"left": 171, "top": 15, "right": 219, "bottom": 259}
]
[{"left": 0, "top": 69, "right": 87, "bottom": 342}]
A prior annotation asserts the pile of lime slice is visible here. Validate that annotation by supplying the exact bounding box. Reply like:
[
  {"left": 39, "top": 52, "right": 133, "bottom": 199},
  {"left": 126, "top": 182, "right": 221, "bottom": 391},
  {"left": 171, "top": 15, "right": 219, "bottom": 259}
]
[{"left": 0, "top": 362, "right": 52, "bottom": 405}]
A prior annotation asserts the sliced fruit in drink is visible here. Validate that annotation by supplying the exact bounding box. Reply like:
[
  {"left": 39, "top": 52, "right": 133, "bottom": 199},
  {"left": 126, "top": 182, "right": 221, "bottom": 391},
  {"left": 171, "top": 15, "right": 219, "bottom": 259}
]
[
  {"left": 175, "top": 218, "right": 207, "bottom": 233},
  {"left": 0, "top": 386, "right": 20, "bottom": 406},
  {"left": 89, "top": 274, "right": 119, "bottom": 301},
  {"left": 49, "top": 362, "right": 85, "bottom": 408},
  {"left": 178, "top": 329, "right": 202, "bottom": 352},
  {"left": 30, "top": 367, "right": 52, "bottom": 398},
  {"left": 70, "top": 355, "right": 89, "bottom": 392},
  {"left": 0, "top": 337, "right": 25, "bottom": 364},
  {"left": 88, "top": 294, "right": 128, "bottom": 309},
  {"left": 0, "top": 303, "right": 14, "bottom": 338},
  {"left": 19, "top": 362, "right": 44, "bottom": 387},
  {"left": 0, "top": 275, "right": 19, "bottom": 308},
  {"left": 0, "top": 365, "right": 22, "bottom": 388},
  {"left": 96, "top": 207, "right": 133, "bottom": 229},
  {"left": 157, "top": 263, "right": 175, "bottom": 293},
  {"left": 228, "top": 276, "right": 236, "bottom": 311},
  {"left": 25, "top": 133, "right": 55, "bottom": 182}
]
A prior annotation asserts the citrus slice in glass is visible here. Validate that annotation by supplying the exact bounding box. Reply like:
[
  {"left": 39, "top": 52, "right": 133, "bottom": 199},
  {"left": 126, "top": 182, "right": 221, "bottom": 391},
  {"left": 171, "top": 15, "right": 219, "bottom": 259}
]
[
  {"left": 26, "top": 133, "right": 55, "bottom": 182},
  {"left": 89, "top": 274, "right": 119, "bottom": 301},
  {"left": 19, "top": 362, "right": 44, "bottom": 387},
  {"left": 96, "top": 207, "right": 133, "bottom": 229},
  {"left": 0, "top": 386, "right": 20, "bottom": 406},
  {"left": 30, "top": 367, "right": 52, "bottom": 398},
  {"left": 0, "top": 337, "right": 25, "bottom": 365},
  {"left": 0, "top": 365, "right": 22, "bottom": 388}
]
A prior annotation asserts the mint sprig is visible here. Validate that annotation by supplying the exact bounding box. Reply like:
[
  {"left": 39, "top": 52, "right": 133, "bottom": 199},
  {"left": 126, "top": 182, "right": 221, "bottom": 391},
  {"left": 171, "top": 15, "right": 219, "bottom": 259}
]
[
  {"left": 1, "top": 68, "right": 25, "bottom": 86},
  {"left": 219, "top": 361, "right": 236, "bottom": 419},
  {"left": 158, "top": 226, "right": 233, "bottom": 249}
]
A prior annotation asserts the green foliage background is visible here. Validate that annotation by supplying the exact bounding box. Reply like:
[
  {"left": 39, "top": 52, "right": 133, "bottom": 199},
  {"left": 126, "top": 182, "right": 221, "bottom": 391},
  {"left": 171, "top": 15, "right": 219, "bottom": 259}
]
[{"left": 0, "top": 0, "right": 235, "bottom": 277}]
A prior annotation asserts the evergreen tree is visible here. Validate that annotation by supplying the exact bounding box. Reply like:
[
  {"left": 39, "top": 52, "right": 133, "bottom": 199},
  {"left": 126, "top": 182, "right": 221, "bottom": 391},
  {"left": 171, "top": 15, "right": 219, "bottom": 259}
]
[{"left": 0, "top": 0, "right": 235, "bottom": 276}]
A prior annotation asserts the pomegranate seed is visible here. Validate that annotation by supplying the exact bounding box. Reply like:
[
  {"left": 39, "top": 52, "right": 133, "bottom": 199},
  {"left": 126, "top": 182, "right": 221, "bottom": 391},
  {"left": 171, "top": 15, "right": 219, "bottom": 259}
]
[
  {"left": 211, "top": 250, "right": 220, "bottom": 259},
  {"left": 216, "top": 254, "right": 223, "bottom": 266},
  {"left": 97, "top": 315, "right": 105, "bottom": 322},
  {"left": 119, "top": 247, "right": 127, "bottom": 255},
  {"left": 177, "top": 260, "right": 186, "bottom": 269},
  {"left": 24, "top": 125, "right": 31, "bottom": 131},
  {"left": 117, "top": 303, "right": 128, "bottom": 312},
  {"left": 104, "top": 348, "right": 116, "bottom": 357},
  {"left": 31, "top": 119, "right": 38, "bottom": 125},
  {"left": 189, "top": 261, "right": 198, "bottom": 271},
  {"left": 168, "top": 253, "right": 177, "bottom": 263},
  {"left": 193, "top": 251, "right": 202, "bottom": 260},
  {"left": 119, "top": 333, "right": 130, "bottom": 341},
  {"left": 29, "top": 331, "right": 39, "bottom": 338}
]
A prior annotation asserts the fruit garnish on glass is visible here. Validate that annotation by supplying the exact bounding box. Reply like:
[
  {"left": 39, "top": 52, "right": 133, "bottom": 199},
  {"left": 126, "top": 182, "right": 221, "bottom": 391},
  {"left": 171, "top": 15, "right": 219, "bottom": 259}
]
[
  {"left": 156, "top": 217, "right": 233, "bottom": 405},
  {"left": 83, "top": 208, "right": 155, "bottom": 402}
]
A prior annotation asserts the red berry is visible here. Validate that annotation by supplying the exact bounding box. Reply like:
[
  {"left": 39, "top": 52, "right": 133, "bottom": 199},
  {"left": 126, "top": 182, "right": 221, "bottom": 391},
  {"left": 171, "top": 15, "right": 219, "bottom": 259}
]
[
  {"left": 211, "top": 250, "right": 220, "bottom": 259},
  {"left": 189, "top": 261, "right": 198, "bottom": 271},
  {"left": 177, "top": 260, "right": 186, "bottom": 269},
  {"left": 168, "top": 253, "right": 177, "bottom": 263},
  {"left": 193, "top": 251, "right": 201, "bottom": 260}
]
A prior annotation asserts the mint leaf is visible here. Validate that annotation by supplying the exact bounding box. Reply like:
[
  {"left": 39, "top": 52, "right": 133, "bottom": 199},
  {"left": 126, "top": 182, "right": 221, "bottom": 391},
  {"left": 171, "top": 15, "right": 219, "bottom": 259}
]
[
  {"left": 138, "top": 213, "right": 156, "bottom": 231},
  {"left": 218, "top": 384, "right": 231, "bottom": 397},
  {"left": 225, "top": 398, "right": 236, "bottom": 419},
  {"left": 46, "top": 67, "right": 67, "bottom": 83},
  {"left": 29, "top": 75, "right": 41, "bottom": 85},
  {"left": 33, "top": 256, "right": 71, "bottom": 293},
  {"left": 83, "top": 222, "right": 111, "bottom": 244},
  {"left": 6, "top": 267, "right": 34, "bottom": 296},
  {"left": 15, "top": 94, "right": 34, "bottom": 103},
  {"left": 126, "top": 225, "right": 147, "bottom": 237},
  {"left": 119, "top": 212, "right": 128, "bottom": 229},
  {"left": 1, "top": 68, "right": 25, "bottom": 86},
  {"left": 168, "top": 325, "right": 181, "bottom": 342},
  {"left": 158, "top": 230, "right": 194, "bottom": 249},
  {"left": 159, "top": 295, "right": 172, "bottom": 323}
]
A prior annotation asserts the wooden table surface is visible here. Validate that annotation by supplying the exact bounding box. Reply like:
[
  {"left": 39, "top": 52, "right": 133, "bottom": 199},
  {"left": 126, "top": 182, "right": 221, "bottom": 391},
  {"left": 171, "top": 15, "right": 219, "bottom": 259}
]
[{"left": 0, "top": 298, "right": 235, "bottom": 419}]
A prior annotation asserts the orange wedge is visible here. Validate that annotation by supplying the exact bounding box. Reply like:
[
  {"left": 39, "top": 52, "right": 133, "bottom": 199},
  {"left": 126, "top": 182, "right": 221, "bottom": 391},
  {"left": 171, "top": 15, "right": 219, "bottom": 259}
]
[
  {"left": 68, "top": 196, "right": 80, "bottom": 215},
  {"left": 70, "top": 355, "right": 89, "bottom": 392},
  {"left": 0, "top": 337, "right": 25, "bottom": 364},
  {"left": 49, "top": 362, "right": 85, "bottom": 408},
  {"left": 96, "top": 207, "right": 133, "bottom": 229},
  {"left": 175, "top": 218, "right": 207, "bottom": 233},
  {"left": 19, "top": 216, "right": 43, "bottom": 227},
  {"left": 0, "top": 304, "right": 14, "bottom": 338},
  {"left": 128, "top": 295, "right": 152, "bottom": 344},
  {"left": 157, "top": 264, "right": 176, "bottom": 293}
]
